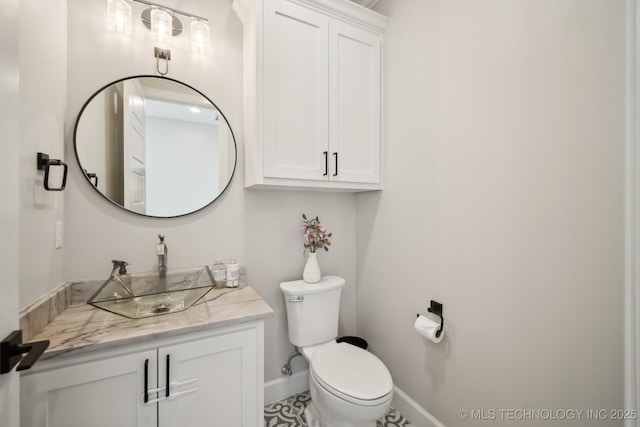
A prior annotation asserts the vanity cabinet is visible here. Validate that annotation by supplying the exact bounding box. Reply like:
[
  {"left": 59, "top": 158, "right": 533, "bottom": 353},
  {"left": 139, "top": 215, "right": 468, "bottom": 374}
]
[
  {"left": 21, "top": 322, "right": 263, "bottom": 427},
  {"left": 234, "top": 0, "right": 387, "bottom": 191}
]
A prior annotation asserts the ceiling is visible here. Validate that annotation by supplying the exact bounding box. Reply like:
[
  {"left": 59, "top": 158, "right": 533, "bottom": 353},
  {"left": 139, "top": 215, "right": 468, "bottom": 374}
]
[{"left": 349, "top": 0, "right": 382, "bottom": 9}]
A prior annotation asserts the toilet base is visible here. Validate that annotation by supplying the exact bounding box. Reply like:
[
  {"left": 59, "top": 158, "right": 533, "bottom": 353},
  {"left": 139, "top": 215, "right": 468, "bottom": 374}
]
[
  {"left": 307, "top": 375, "right": 388, "bottom": 427},
  {"left": 305, "top": 400, "right": 378, "bottom": 427},
  {"left": 304, "top": 402, "right": 323, "bottom": 427}
]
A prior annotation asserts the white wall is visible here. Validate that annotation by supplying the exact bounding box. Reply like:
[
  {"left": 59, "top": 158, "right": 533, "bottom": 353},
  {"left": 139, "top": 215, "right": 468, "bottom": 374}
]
[
  {"left": 358, "top": 0, "right": 625, "bottom": 425},
  {"left": 19, "top": 0, "right": 67, "bottom": 307},
  {"left": 1, "top": 1, "right": 22, "bottom": 425},
  {"left": 58, "top": 0, "right": 357, "bottom": 384}
]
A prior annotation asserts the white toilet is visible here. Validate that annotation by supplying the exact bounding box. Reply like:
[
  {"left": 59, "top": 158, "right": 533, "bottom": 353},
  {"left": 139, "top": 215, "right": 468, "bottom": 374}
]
[{"left": 280, "top": 276, "right": 393, "bottom": 427}]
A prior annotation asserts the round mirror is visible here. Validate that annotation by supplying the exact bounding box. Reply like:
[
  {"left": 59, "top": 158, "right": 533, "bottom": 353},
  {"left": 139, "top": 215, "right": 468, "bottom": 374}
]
[{"left": 74, "top": 76, "right": 237, "bottom": 218}]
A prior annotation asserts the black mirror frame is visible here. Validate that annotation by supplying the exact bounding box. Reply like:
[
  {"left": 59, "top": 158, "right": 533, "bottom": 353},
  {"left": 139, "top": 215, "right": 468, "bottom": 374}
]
[{"left": 73, "top": 75, "right": 238, "bottom": 219}]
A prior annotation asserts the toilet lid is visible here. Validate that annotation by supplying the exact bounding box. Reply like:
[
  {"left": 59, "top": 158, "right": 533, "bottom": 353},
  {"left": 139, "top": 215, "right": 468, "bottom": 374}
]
[{"left": 311, "top": 343, "right": 393, "bottom": 402}]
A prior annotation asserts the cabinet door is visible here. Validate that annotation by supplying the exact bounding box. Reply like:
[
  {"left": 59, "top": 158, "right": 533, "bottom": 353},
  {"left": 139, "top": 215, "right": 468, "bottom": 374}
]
[
  {"left": 263, "top": 0, "right": 329, "bottom": 181},
  {"left": 21, "top": 349, "right": 157, "bottom": 427},
  {"left": 158, "top": 327, "right": 259, "bottom": 427},
  {"left": 329, "top": 20, "right": 382, "bottom": 184}
]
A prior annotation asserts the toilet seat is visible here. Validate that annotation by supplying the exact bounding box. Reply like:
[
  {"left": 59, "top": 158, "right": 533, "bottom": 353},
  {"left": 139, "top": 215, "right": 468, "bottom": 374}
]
[{"left": 310, "top": 342, "right": 393, "bottom": 406}]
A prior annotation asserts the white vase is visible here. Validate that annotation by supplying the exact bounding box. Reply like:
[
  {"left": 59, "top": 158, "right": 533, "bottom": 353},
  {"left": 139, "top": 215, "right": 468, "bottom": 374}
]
[{"left": 303, "top": 252, "right": 321, "bottom": 283}]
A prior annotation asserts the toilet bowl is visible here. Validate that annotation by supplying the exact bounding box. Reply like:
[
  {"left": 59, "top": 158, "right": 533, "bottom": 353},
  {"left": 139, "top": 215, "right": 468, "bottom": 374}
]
[
  {"left": 280, "top": 276, "right": 394, "bottom": 427},
  {"left": 304, "top": 342, "right": 393, "bottom": 427}
]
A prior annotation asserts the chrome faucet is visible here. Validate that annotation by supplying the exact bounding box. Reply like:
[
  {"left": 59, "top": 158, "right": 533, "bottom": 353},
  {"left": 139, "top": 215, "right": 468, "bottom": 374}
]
[{"left": 157, "top": 234, "right": 168, "bottom": 292}]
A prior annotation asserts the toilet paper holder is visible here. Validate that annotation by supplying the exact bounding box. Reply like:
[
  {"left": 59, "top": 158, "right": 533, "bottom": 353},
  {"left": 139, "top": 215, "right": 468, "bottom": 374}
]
[{"left": 417, "top": 300, "right": 444, "bottom": 338}]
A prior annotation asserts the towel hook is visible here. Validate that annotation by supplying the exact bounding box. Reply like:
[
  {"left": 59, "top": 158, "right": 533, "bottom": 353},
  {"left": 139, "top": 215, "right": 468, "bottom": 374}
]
[
  {"left": 427, "top": 300, "right": 444, "bottom": 338},
  {"left": 37, "top": 152, "right": 67, "bottom": 191}
]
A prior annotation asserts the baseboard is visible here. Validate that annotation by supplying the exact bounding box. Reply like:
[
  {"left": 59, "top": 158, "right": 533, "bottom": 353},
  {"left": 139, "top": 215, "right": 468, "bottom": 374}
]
[
  {"left": 391, "top": 386, "right": 445, "bottom": 427},
  {"left": 264, "top": 370, "right": 445, "bottom": 427},
  {"left": 264, "top": 369, "right": 310, "bottom": 404}
]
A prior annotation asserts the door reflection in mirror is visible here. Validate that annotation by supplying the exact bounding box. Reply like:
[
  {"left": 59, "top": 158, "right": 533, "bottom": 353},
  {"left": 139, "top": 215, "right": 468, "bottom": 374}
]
[{"left": 74, "top": 76, "right": 237, "bottom": 218}]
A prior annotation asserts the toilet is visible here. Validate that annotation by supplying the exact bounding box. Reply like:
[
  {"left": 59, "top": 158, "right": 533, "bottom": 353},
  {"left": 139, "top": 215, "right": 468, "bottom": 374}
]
[{"left": 280, "top": 276, "right": 393, "bottom": 427}]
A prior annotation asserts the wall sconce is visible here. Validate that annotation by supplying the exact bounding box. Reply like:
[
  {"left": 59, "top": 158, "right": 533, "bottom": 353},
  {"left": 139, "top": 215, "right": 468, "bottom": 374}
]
[
  {"left": 190, "top": 19, "right": 210, "bottom": 54},
  {"left": 107, "top": 0, "right": 132, "bottom": 34},
  {"left": 107, "top": 0, "right": 209, "bottom": 52},
  {"left": 149, "top": 7, "right": 173, "bottom": 45}
]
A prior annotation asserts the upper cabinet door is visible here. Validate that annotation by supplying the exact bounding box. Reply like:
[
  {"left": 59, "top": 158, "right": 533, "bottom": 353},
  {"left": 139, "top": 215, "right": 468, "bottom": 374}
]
[
  {"left": 329, "top": 20, "right": 381, "bottom": 184},
  {"left": 263, "top": 0, "right": 329, "bottom": 181}
]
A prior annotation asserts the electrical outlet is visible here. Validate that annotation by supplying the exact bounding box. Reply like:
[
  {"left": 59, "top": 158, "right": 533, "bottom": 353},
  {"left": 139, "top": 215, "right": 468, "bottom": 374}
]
[{"left": 55, "top": 222, "right": 63, "bottom": 249}]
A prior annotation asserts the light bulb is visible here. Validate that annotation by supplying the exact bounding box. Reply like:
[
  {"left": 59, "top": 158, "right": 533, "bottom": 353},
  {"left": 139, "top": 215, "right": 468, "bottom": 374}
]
[
  {"left": 151, "top": 7, "right": 173, "bottom": 45},
  {"left": 107, "top": 0, "right": 131, "bottom": 34},
  {"left": 190, "top": 19, "right": 209, "bottom": 53}
]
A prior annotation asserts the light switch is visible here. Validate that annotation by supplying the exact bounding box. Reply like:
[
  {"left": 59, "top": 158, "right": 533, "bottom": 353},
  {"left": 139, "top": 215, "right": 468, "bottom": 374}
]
[{"left": 55, "top": 221, "right": 63, "bottom": 249}]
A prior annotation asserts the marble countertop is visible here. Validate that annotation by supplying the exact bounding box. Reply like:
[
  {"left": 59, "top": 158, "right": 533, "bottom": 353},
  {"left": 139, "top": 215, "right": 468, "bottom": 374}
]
[{"left": 29, "top": 285, "right": 273, "bottom": 361}]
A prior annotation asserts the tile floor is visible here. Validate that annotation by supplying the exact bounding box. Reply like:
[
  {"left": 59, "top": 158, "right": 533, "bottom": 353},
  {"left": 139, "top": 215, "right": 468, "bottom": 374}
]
[{"left": 264, "top": 391, "right": 413, "bottom": 427}]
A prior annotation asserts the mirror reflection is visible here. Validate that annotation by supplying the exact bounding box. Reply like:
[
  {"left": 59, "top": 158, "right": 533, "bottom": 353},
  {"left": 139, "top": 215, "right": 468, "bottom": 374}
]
[{"left": 74, "top": 76, "right": 237, "bottom": 218}]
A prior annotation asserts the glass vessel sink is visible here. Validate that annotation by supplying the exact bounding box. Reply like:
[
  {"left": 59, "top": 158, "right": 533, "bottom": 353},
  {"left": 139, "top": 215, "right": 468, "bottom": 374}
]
[{"left": 88, "top": 266, "right": 216, "bottom": 319}]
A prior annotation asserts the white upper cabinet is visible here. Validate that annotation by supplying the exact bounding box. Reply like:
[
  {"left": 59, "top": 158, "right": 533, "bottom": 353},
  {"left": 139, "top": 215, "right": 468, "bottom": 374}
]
[{"left": 234, "top": 0, "right": 387, "bottom": 191}]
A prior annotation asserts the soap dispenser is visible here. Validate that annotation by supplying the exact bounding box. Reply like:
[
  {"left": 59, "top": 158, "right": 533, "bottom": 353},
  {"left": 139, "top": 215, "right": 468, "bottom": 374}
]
[
  {"left": 212, "top": 256, "right": 226, "bottom": 287},
  {"left": 225, "top": 258, "right": 239, "bottom": 288}
]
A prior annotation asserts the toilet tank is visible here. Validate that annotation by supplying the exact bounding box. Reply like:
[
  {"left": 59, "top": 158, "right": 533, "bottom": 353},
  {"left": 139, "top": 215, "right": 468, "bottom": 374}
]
[{"left": 280, "top": 276, "right": 345, "bottom": 347}]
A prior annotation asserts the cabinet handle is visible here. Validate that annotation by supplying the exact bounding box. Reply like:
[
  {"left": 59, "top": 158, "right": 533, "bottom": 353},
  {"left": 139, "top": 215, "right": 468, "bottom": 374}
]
[
  {"left": 166, "top": 354, "right": 170, "bottom": 398},
  {"left": 323, "top": 151, "right": 328, "bottom": 176},
  {"left": 144, "top": 359, "right": 149, "bottom": 403},
  {"left": 333, "top": 152, "right": 338, "bottom": 177}
]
